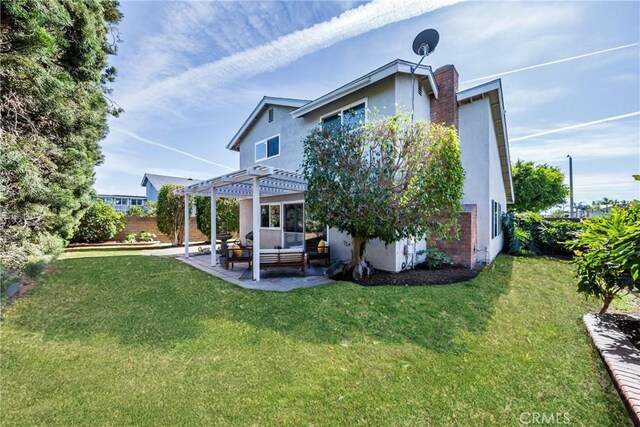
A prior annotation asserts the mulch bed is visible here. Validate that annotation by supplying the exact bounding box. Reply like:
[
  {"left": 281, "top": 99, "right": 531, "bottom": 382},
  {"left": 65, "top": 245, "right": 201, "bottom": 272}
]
[
  {"left": 613, "top": 316, "right": 640, "bottom": 351},
  {"left": 333, "top": 265, "right": 482, "bottom": 286}
]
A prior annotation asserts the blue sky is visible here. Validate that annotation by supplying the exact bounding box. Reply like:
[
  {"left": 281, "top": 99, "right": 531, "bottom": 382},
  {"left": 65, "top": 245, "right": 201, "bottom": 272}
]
[{"left": 97, "top": 0, "right": 640, "bottom": 205}]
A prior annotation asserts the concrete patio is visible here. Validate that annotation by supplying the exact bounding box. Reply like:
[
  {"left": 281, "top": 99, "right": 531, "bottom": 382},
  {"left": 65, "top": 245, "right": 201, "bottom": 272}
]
[{"left": 179, "top": 253, "right": 334, "bottom": 292}]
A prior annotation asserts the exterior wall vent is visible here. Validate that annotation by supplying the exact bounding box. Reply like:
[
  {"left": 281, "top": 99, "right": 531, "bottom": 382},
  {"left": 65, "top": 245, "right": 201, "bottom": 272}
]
[
  {"left": 418, "top": 82, "right": 423, "bottom": 96},
  {"left": 268, "top": 108, "right": 274, "bottom": 123}
]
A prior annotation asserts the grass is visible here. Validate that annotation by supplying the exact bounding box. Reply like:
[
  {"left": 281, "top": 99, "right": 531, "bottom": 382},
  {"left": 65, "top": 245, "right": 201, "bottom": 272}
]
[{"left": 0, "top": 252, "right": 632, "bottom": 426}]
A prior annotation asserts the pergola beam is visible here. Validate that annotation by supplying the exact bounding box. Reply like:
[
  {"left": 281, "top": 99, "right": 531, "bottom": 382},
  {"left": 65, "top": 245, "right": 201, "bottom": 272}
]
[
  {"left": 252, "top": 177, "right": 260, "bottom": 282},
  {"left": 210, "top": 188, "right": 217, "bottom": 267},
  {"left": 175, "top": 166, "right": 307, "bottom": 282},
  {"left": 184, "top": 194, "right": 190, "bottom": 258}
]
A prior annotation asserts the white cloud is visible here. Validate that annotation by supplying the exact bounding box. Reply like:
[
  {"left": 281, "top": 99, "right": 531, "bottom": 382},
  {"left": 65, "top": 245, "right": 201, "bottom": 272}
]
[
  {"left": 117, "top": 0, "right": 463, "bottom": 114},
  {"left": 569, "top": 173, "right": 639, "bottom": 203},
  {"left": 504, "top": 86, "right": 567, "bottom": 115}
]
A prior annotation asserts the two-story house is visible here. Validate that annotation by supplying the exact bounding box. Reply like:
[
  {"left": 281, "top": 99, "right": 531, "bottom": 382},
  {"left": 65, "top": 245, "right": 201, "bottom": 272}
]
[{"left": 177, "top": 59, "right": 513, "bottom": 279}]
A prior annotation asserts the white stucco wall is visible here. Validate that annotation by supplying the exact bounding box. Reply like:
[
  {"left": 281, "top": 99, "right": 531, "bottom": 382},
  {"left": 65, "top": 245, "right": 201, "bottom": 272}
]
[
  {"left": 238, "top": 193, "right": 306, "bottom": 249},
  {"left": 488, "top": 115, "right": 507, "bottom": 261},
  {"left": 459, "top": 99, "right": 491, "bottom": 264},
  {"left": 394, "top": 73, "right": 430, "bottom": 120},
  {"left": 237, "top": 105, "right": 308, "bottom": 171},
  {"left": 459, "top": 97, "right": 508, "bottom": 264}
]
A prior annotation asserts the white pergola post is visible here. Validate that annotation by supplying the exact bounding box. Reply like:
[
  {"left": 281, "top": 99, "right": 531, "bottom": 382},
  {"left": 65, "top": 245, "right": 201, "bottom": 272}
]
[
  {"left": 210, "top": 188, "right": 217, "bottom": 267},
  {"left": 252, "top": 177, "right": 260, "bottom": 282},
  {"left": 184, "top": 194, "right": 190, "bottom": 258}
]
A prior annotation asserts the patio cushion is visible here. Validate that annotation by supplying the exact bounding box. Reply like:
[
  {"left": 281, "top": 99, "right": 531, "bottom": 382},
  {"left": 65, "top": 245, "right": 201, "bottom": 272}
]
[{"left": 231, "top": 243, "right": 243, "bottom": 257}]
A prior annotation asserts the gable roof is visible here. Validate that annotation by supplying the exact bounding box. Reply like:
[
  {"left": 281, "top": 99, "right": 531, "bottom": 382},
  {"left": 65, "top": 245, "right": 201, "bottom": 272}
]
[
  {"left": 291, "top": 59, "right": 438, "bottom": 118},
  {"left": 457, "top": 79, "right": 515, "bottom": 204},
  {"left": 226, "top": 96, "right": 310, "bottom": 151},
  {"left": 140, "top": 173, "right": 202, "bottom": 189}
]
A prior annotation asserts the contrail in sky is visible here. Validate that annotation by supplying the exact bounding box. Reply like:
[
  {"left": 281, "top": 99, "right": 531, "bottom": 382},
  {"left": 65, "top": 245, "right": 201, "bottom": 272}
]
[
  {"left": 113, "top": 128, "right": 236, "bottom": 171},
  {"left": 510, "top": 112, "right": 640, "bottom": 142},
  {"left": 121, "top": 0, "right": 463, "bottom": 112},
  {"left": 463, "top": 43, "right": 639, "bottom": 83}
]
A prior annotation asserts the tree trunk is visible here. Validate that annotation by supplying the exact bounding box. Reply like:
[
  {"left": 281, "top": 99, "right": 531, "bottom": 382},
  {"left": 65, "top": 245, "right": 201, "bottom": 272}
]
[
  {"left": 349, "top": 236, "right": 372, "bottom": 280},
  {"left": 599, "top": 295, "right": 614, "bottom": 314}
]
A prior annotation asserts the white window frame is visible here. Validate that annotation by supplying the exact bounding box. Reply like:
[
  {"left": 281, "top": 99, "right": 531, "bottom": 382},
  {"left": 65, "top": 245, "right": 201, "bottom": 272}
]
[
  {"left": 319, "top": 98, "right": 368, "bottom": 127},
  {"left": 255, "top": 134, "right": 281, "bottom": 162},
  {"left": 260, "top": 202, "right": 281, "bottom": 230}
]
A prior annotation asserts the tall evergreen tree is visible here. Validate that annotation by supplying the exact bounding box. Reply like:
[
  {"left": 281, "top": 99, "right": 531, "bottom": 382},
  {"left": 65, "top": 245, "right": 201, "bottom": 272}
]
[{"left": 0, "top": 0, "right": 122, "bottom": 277}]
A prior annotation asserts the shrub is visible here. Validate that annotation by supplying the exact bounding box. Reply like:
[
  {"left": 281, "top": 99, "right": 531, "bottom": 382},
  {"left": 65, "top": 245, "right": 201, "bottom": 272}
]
[
  {"left": 502, "top": 212, "right": 582, "bottom": 256},
  {"left": 502, "top": 212, "right": 540, "bottom": 256},
  {"left": 127, "top": 206, "right": 145, "bottom": 217},
  {"left": 144, "top": 201, "right": 157, "bottom": 217},
  {"left": 539, "top": 220, "right": 582, "bottom": 255},
  {"left": 123, "top": 233, "right": 137, "bottom": 243},
  {"left": 570, "top": 202, "right": 640, "bottom": 313},
  {"left": 137, "top": 231, "right": 156, "bottom": 242},
  {"left": 416, "top": 248, "right": 453, "bottom": 269},
  {"left": 73, "top": 200, "right": 125, "bottom": 243}
]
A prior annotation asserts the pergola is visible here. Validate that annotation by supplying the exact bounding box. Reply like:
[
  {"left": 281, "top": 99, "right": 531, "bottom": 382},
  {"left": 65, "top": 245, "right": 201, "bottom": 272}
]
[{"left": 174, "top": 165, "right": 307, "bottom": 281}]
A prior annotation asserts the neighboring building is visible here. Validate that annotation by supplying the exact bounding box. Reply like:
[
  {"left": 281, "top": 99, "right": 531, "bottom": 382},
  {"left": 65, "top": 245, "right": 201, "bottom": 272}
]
[
  {"left": 141, "top": 173, "right": 201, "bottom": 203},
  {"left": 96, "top": 194, "right": 148, "bottom": 213},
  {"left": 178, "top": 59, "right": 514, "bottom": 273}
]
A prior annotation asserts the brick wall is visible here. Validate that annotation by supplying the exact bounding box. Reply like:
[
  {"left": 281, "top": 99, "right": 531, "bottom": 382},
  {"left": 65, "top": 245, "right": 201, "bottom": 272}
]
[
  {"left": 114, "top": 217, "right": 208, "bottom": 243},
  {"left": 433, "top": 204, "right": 477, "bottom": 268},
  {"left": 430, "top": 64, "right": 459, "bottom": 129}
]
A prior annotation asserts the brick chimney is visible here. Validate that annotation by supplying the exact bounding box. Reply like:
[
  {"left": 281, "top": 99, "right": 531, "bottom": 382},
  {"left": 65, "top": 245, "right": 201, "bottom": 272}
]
[{"left": 430, "top": 64, "right": 459, "bottom": 130}]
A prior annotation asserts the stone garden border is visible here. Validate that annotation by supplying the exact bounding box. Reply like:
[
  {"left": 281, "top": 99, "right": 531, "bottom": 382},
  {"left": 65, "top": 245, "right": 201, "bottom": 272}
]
[{"left": 584, "top": 313, "right": 640, "bottom": 426}]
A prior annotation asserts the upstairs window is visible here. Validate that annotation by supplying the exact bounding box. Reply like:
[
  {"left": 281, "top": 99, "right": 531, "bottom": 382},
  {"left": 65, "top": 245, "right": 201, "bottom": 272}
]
[
  {"left": 343, "top": 103, "right": 366, "bottom": 128},
  {"left": 115, "top": 198, "right": 129, "bottom": 206},
  {"left": 321, "top": 100, "right": 367, "bottom": 130},
  {"left": 321, "top": 113, "right": 341, "bottom": 132},
  {"left": 131, "top": 199, "right": 144, "bottom": 206},
  {"left": 255, "top": 135, "right": 280, "bottom": 161}
]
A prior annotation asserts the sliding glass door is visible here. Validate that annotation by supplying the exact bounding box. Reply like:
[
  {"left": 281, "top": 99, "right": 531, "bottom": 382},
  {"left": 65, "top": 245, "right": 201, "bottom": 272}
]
[{"left": 283, "top": 203, "right": 304, "bottom": 249}]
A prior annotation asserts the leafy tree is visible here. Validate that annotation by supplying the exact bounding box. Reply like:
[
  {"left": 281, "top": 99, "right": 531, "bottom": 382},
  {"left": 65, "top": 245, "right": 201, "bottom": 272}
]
[
  {"left": 511, "top": 160, "right": 569, "bottom": 213},
  {"left": 0, "top": 0, "right": 122, "bottom": 276},
  {"left": 194, "top": 196, "right": 239, "bottom": 237},
  {"left": 156, "top": 185, "right": 187, "bottom": 245},
  {"left": 570, "top": 202, "right": 640, "bottom": 313},
  {"left": 302, "top": 114, "right": 465, "bottom": 279},
  {"left": 73, "top": 200, "right": 125, "bottom": 243}
]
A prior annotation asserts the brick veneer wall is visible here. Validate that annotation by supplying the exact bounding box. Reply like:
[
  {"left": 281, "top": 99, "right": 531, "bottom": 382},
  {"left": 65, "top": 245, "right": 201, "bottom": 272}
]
[
  {"left": 433, "top": 204, "right": 477, "bottom": 268},
  {"left": 430, "top": 64, "right": 459, "bottom": 129},
  {"left": 114, "top": 217, "right": 208, "bottom": 243}
]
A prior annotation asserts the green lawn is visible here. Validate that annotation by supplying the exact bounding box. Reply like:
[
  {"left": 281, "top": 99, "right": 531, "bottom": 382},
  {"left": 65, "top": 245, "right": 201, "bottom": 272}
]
[{"left": 0, "top": 252, "right": 631, "bottom": 426}]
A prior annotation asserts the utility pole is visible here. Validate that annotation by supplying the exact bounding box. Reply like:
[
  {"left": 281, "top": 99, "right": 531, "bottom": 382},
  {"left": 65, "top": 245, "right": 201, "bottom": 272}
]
[{"left": 567, "top": 155, "right": 574, "bottom": 218}]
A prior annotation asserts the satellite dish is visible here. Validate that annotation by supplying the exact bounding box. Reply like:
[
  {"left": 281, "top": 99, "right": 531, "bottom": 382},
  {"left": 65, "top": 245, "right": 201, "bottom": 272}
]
[{"left": 412, "top": 29, "right": 439, "bottom": 57}]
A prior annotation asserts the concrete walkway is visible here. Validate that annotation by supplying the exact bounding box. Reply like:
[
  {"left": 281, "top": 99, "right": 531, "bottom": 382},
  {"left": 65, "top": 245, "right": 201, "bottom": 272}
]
[
  {"left": 143, "top": 246, "right": 333, "bottom": 292},
  {"left": 180, "top": 255, "right": 333, "bottom": 292}
]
